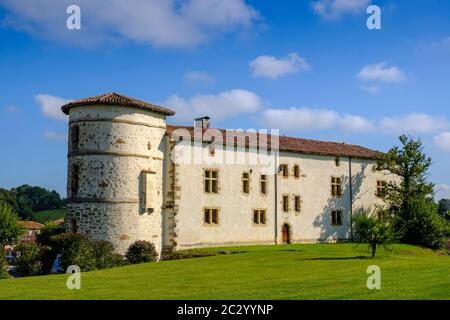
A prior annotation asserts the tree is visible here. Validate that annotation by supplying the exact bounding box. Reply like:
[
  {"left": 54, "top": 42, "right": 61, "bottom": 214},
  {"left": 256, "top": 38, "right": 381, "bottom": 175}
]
[
  {"left": 14, "top": 243, "right": 43, "bottom": 277},
  {"left": 353, "top": 209, "right": 397, "bottom": 258},
  {"left": 374, "top": 135, "right": 433, "bottom": 215},
  {"left": 374, "top": 135, "right": 447, "bottom": 249},
  {"left": 58, "top": 233, "right": 97, "bottom": 272},
  {"left": 438, "top": 199, "right": 450, "bottom": 220},
  {"left": 0, "top": 203, "right": 24, "bottom": 250}
]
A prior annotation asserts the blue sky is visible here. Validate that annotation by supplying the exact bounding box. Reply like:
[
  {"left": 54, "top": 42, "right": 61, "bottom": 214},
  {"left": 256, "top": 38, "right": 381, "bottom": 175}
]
[{"left": 0, "top": 0, "right": 449, "bottom": 199}]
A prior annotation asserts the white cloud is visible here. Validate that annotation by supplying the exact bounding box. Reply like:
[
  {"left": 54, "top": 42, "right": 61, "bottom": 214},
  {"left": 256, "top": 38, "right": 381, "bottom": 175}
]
[
  {"left": 357, "top": 62, "right": 406, "bottom": 83},
  {"left": 259, "top": 108, "right": 448, "bottom": 135},
  {"left": 434, "top": 132, "right": 450, "bottom": 152},
  {"left": 184, "top": 71, "right": 215, "bottom": 83},
  {"left": 249, "top": 53, "right": 310, "bottom": 79},
  {"left": 435, "top": 184, "right": 450, "bottom": 201},
  {"left": 0, "top": 0, "right": 259, "bottom": 48},
  {"left": 3, "top": 105, "right": 19, "bottom": 112},
  {"left": 166, "top": 89, "right": 262, "bottom": 122},
  {"left": 259, "top": 107, "right": 374, "bottom": 132},
  {"left": 43, "top": 130, "right": 67, "bottom": 142},
  {"left": 380, "top": 113, "right": 449, "bottom": 135},
  {"left": 312, "top": 0, "right": 370, "bottom": 20},
  {"left": 35, "top": 94, "right": 71, "bottom": 121}
]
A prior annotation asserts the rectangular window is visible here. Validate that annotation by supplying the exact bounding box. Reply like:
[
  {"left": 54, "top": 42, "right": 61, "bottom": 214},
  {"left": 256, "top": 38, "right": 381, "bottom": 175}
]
[
  {"left": 242, "top": 172, "right": 250, "bottom": 194},
  {"left": 253, "top": 209, "right": 267, "bottom": 225},
  {"left": 71, "top": 125, "right": 80, "bottom": 151},
  {"left": 294, "top": 196, "right": 301, "bottom": 212},
  {"left": 281, "top": 164, "right": 289, "bottom": 178},
  {"left": 283, "top": 195, "right": 289, "bottom": 212},
  {"left": 140, "top": 171, "right": 156, "bottom": 213},
  {"left": 204, "top": 170, "right": 218, "bottom": 193},
  {"left": 331, "top": 210, "right": 343, "bottom": 226},
  {"left": 335, "top": 157, "right": 341, "bottom": 167},
  {"left": 71, "top": 164, "right": 79, "bottom": 197},
  {"left": 260, "top": 175, "right": 267, "bottom": 194},
  {"left": 293, "top": 165, "right": 300, "bottom": 178},
  {"left": 376, "top": 180, "right": 387, "bottom": 197},
  {"left": 331, "top": 177, "right": 342, "bottom": 197},
  {"left": 204, "top": 208, "right": 219, "bottom": 225}
]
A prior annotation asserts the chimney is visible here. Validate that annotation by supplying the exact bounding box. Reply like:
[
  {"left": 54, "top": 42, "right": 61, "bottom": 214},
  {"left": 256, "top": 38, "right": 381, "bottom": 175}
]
[{"left": 194, "top": 116, "right": 210, "bottom": 129}]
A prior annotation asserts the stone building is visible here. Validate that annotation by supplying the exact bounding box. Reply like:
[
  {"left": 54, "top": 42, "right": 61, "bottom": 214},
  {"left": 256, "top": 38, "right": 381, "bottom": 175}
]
[{"left": 62, "top": 93, "right": 395, "bottom": 256}]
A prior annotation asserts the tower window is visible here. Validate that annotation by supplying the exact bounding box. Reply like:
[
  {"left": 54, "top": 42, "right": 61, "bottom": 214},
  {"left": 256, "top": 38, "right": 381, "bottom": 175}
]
[
  {"left": 71, "top": 164, "right": 79, "bottom": 197},
  {"left": 331, "top": 177, "right": 342, "bottom": 197},
  {"left": 331, "top": 210, "right": 343, "bottom": 226},
  {"left": 71, "top": 125, "right": 80, "bottom": 151},
  {"left": 204, "top": 170, "right": 218, "bottom": 193},
  {"left": 242, "top": 172, "right": 250, "bottom": 194}
]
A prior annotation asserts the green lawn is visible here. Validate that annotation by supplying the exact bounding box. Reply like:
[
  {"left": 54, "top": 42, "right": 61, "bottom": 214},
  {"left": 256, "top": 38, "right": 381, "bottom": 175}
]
[
  {"left": 29, "top": 208, "right": 65, "bottom": 223},
  {"left": 0, "top": 244, "right": 449, "bottom": 300}
]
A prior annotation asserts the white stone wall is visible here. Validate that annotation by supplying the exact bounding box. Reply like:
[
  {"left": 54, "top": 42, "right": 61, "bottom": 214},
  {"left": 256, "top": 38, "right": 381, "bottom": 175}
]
[
  {"left": 168, "top": 143, "right": 397, "bottom": 249},
  {"left": 66, "top": 105, "right": 166, "bottom": 255}
]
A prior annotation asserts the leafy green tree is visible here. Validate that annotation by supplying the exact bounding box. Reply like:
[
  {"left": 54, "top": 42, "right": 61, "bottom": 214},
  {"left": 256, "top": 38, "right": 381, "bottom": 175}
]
[
  {"left": 438, "top": 199, "right": 450, "bottom": 220},
  {"left": 37, "top": 223, "right": 66, "bottom": 274},
  {"left": 0, "top": 203, "right": 24, "bottom": 250},
  {"left": 353, "top": 209, "right": 397, "bottom": 258},
  {"left": 374, "top": 135, "right": 433, "bottom": 214},
  {"left": 402, "top": 198, "right": 447, "bottom": 249},
  {"left": 0, "top": 251, "right": 10, "bottom": 279}
]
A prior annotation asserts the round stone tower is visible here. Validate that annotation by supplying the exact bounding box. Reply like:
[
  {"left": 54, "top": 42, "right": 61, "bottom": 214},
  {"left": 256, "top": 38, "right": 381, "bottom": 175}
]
[{"left": 61, "top": 93, "right": 175, "bottom": 255}]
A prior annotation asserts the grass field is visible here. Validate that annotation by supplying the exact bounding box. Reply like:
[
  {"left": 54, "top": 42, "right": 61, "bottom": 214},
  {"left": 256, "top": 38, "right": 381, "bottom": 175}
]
[
  {"left": 29, "top": 208, "right": 65, "bottom": 223},
  {"left": 0, "top": 244, "right": 449, "bottom": 300}
]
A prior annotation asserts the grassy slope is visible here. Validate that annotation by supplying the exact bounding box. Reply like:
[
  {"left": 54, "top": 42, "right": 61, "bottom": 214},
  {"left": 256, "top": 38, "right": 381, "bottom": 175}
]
[
  {"left": 0, "top": 244, "right": 449, "bottom": 300},
  {"left": 29, "top": 208, "right": 65, "bottom": 223}
]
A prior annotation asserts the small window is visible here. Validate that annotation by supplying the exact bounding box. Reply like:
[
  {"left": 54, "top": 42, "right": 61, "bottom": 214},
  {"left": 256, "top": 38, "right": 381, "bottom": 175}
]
[
  {"left": 335, "top": 157, "right": 341, "bottom": 167},
  {"left": 71, "top": 164, "right": 79, "bottom": 196},
  {"left": 294, "top": 196, "right": 301, "bottom": 212},
  {"left": 260, "top": 175, "right": 267, "bottom": 195},
  {"left": 293, "top": 165, "right": 300, "bottom": 178},
  {"left": 71, "top": 218, "right": 78, "bottom": 233},
  {"left": 253, "top": 209, "right": 267, "bottom": 225},
  {"left": 331, "top": 210, "right": 343, "bottom": 226},
  {"left": 242, "top": 172, "right": 250, "bottom": 194},
  {"left": 282, "top": 195, "right": 289, "bottom": 212},
  {"left": 204, "top": 208, "right": 219, "bottom": 225},
  {"left": 376, "top": 180, "right": 387, "bottom": 197},
  {"left": 281, "top": 164, "right": 289, "bottom": 178},
  {"left": 204, "top": 170, "right": 218, "bottom": 193},
  {"left": 331, "top": 177, "right": 342, "bottom": 197},
  {"left": 71, "top": 125, "right": 80, "bottom": 151}
]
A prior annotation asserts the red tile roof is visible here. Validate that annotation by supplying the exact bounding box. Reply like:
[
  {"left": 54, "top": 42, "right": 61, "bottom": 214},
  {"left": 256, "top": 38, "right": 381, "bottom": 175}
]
[
  {"left": 166, "top": 125, "right": 379, "bottom": 159},
  {"left": 61, "top": 92, "right": 175, "bottom": 116},
  {"left": 18, "top": 221, "right": 45, "bottom": 230}
]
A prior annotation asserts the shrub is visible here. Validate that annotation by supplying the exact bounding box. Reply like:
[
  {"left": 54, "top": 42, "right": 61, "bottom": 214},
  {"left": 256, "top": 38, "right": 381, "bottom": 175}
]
[
  {"left": 126, "top": 241, "right": 158, "bottom": 264},
  {"left": 92, "top": 240, "right": 125, "bottom": 269},
  {"left": 0, "top": 203, "right": 24, "bottom": 249},
  {"left": 353, "top": 209, "right": 398, "bottom": 258},
  {"left": 58, "top": 233, "right": 96, "bottom": 272},
  {"left": 14, "top": 243, "right": 43, "bottom": 277},
  {"left": 400, "top": 198, "right": 447, "bottom": 250},
  {"left": 0, "top": 250, "right": 10, "bottom": 279}
]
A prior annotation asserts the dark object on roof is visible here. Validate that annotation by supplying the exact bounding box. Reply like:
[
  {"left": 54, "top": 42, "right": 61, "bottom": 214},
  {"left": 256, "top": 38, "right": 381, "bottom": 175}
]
[
  {"left": 61, "top": 92, "right": 175, "bottom": 116},
  {"left": 166, "top": 125, "right": 379, "bottom": 159}
]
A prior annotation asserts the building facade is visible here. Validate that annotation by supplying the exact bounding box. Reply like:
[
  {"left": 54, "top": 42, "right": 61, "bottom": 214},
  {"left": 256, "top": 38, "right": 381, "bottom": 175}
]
[{"left": 62, "top": 93, "right": 395, "bottom": 256}]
